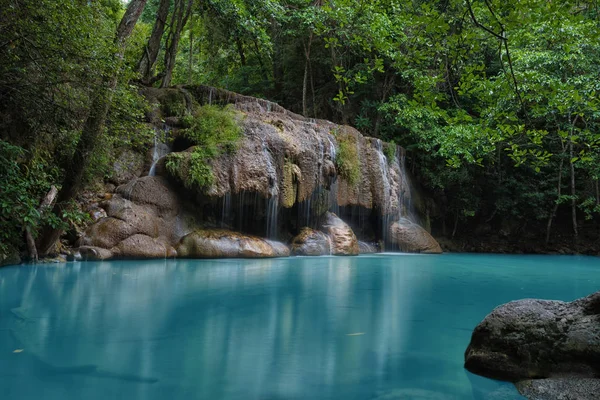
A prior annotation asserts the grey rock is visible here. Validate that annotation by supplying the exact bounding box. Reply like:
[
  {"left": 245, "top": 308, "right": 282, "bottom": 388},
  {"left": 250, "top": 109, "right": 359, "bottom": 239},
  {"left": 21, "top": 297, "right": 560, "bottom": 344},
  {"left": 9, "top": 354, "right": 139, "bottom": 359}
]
[
  {"left": 465, "top": 291, "right": 600, "bottom": 399},
  {"left": 109, "top": 148, "right": 145, "bottom": 185},
  {"left": 516, "top": 378, "right": 600, "bottom": 400}
]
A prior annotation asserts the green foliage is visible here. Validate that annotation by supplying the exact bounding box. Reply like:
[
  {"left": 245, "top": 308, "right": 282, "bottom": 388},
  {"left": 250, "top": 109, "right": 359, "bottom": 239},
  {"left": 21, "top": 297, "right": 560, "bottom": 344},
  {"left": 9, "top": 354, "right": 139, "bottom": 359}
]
[
  {"left": 0, "top": 141, "right": 55, "bottom": 256},
  {"left": 333, "top": 130, "right": 360, "bottom": 186},
  {"left": 166, "top": 105, "right": 243, "bottom": 190},
  {"left": 181, "top": 104, "right": 243, "bottom": 155},
  {"left": 383, "top": 141, "right": 396, "bottom": 163}
]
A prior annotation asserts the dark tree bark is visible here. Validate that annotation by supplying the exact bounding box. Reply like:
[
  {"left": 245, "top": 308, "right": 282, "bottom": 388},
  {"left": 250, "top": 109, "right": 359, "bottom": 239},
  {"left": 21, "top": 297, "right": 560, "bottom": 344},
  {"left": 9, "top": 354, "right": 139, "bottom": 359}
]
[
  {"left": 161, "top": 0, "right": 193, "bottom": 88},
  {"left": 138, "top": 0, "right": 170, "bottom": 84},
  {"left": 546, "top": 150, "right": 565, "bottom": 244},
  {"left": 37, "top": 0, "right": 148, "bottom": 256},
  {"left": 569, "top": 118, "right": 578, "bottom": 237}
]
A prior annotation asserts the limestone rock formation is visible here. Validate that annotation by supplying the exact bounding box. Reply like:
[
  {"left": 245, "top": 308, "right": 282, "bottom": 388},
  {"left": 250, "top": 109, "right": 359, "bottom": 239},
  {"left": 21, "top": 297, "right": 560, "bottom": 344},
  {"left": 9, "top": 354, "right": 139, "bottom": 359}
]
[
  {"left": 109, "top": 148, "right": 145, "bottom": 185},
  {"left": 465, "top": 291, "right": 600, "bottom": 399},
  {"left": 320, "top": 212, "right": 359, "bottom": 256},
  {"left": 291, "top": 228, "right": 331, "bottom": 256},
  {"left": 78, "top": 176, "right": 189, "bottom": 260},
  {"left": 390, "top": 219, "right": 442, "bottom": 254},
  {"left": 77, "top": 86, "right": 442, "bottom": 260},
  {"left": 177, "top": 230, "right": 289, "bottom": 258}
]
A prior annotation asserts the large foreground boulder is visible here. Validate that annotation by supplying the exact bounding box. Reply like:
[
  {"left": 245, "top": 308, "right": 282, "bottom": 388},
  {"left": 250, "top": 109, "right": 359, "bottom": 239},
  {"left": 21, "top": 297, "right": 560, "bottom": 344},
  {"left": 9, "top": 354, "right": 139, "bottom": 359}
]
[
  {"left": 390, "top": 218, "right": 442, "bottom": 254},
  {"left": 177, "top": 229, "right": 290, "bottom": 258},
  {"left": 465, "top": 291, "right": 600, "bottom": 400},
  {"left": 320, "top": 212, "right": 359, "bottom": 256}
]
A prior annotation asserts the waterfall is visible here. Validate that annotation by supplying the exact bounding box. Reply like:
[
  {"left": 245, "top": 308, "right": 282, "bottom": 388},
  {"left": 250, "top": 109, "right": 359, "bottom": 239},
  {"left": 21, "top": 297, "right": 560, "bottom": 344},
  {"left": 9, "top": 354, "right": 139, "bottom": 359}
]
[
  {"left": 262, "top": 136, "right": 279, "bottom": 238},
  {"left": 148, "top": 125, "right": 171, "bottom": 176},
  {"left": 266, "top": 196, "right": 279, "bottom": 239},
  {"left": 221, "top": 192, "right": 232, "bottom": 229},
  {"left": 327, "top": 137, "right": 340, "bottom": 216}
]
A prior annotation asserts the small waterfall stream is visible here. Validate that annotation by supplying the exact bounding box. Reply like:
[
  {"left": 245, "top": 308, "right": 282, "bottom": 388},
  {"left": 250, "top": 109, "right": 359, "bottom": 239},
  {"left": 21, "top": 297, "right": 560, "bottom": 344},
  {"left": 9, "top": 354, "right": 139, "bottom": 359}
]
[{"left": 148, "top": 125, "right": 171, "bottom": 176}]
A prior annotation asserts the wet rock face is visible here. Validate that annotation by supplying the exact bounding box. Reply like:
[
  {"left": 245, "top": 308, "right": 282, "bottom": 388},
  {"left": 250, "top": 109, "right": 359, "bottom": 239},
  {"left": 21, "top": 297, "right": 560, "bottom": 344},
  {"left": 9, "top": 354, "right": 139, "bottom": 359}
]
[
  {"left": 465, "top": 292, "right": 600, "bottom": 399},
  {"left": 182, "top": 87, "right": 411, "bottom": 225},
  {"left": 177, "top": 230, "right": 290, "bottom": 258},
  {"left": 79, "top": 176, "right": 187, "bottom": 261},
  {"left": 290, "top": 228, "right": 331, "bottom": 256},
  {"left": 109, "top": 148, "right": 145, "bottom": 186},
  {"left": 320, "top": 212, "right": 359, "bottom": 256},
  {"left": 390, "top": 219, "right": 442, "bottom": 254}
]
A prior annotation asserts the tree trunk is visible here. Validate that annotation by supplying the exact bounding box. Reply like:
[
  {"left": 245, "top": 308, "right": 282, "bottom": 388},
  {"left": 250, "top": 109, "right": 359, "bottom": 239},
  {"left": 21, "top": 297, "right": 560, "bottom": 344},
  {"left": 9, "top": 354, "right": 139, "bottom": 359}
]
[
  {"left": 302, "top": 34, "right": 313, "bottom": 117},
  {"left": 138, "top": 0, "right": 170, "bottom": 84},
  {"left": 302, "top": 58, "right": 308, "bottom": 117},
  {"left": 37, "top": 0, "right": 148, "bottom": 256},
  {"left": 161, "top": 0, "right": 193, "bottom": 88},
  {"left": 452, "top": 213, "right": 459, "bottom": 239},
  {"left": 546, "top": 154, "right": 564, "bottom": 244},
  {"left": 26, "top": 185, "right": 58, "bottom": 261},
  {"left": 569, "top": 118, "right": 578, "bottom": 238},
  {"left": 187, "top": 13, "right": 194, "bottom": 84}
]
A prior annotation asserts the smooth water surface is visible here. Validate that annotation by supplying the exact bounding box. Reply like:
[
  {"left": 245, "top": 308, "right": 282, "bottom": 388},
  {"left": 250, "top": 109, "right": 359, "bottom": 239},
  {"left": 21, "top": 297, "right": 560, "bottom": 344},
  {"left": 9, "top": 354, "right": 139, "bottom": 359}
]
[{"left": 1, "top": 254, "right": 599, "bottom": 400}]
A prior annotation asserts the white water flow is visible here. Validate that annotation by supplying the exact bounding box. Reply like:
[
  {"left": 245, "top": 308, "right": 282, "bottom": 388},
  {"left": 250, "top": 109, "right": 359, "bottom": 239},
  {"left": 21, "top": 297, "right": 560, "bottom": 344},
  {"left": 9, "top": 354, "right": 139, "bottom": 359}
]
[
  {"left": 262, "top": 137, "right": 279, "bottom": 238},
  {"left": 266, "top": 196, "right": 279, "bottom": 239},
  {"left": 325, "top": 234, "right": 333, "bottom": 255},
  {"left": 327, "top": 137, "right": 340, "bottom": 216},
  {"left": 396, "top": 147, "right": 419, "bottom": 224},
  {"left": 148, "top": 125, "right": 171, "bottom": 177},
  {"left": 221, "top": 192, "right": 232, "bottom": 229},
  {"left": 373, "top": 139, "right": 394, "bottom": 249}
]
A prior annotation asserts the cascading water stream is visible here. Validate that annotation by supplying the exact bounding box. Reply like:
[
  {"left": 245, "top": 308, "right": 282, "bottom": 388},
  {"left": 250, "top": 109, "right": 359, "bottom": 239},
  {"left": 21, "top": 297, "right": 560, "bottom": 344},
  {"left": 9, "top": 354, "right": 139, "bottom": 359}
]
[{"left": 148, "top": 125, "right": 171, "bottom": 176}]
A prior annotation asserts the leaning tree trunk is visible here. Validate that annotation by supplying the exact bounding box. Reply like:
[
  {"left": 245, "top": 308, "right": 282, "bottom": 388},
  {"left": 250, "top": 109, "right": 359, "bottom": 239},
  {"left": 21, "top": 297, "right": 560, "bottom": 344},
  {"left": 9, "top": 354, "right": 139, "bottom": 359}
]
[
  {"left": 569, "top": 117, "right": 578, "bottom": 238},
  {"left": 37, "top": 0, "right": 148, "bottom": 256},
  {"left": 161, "top": 0, "right": 193, "bottom": 88},
  {"left": 25, "top": 185, "right": 58, "bottom": 261},
  {"left": 546, "top": 153, "right": 565, "bottom": 244},
  {"left": 138, "top": 0, "right": 170, "bottom": 84}
]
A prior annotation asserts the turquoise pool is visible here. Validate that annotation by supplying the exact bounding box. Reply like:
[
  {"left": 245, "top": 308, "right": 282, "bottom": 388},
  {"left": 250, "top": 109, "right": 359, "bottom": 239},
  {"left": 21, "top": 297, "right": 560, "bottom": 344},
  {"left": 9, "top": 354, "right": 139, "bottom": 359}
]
[{"left": 1, "top": 254, "right": 599, "bottom": 399}]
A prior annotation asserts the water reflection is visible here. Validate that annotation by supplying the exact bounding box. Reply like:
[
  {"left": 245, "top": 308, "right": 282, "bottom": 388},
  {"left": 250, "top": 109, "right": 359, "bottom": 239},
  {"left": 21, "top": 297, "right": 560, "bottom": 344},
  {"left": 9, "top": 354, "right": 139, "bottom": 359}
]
[{"left": 2, "top": 255, "right": 599, "bottom": 399}]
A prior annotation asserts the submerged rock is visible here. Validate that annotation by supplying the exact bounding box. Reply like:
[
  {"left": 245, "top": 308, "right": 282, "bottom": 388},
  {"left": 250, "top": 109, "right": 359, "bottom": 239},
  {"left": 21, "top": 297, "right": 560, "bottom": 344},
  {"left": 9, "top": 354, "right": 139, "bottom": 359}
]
[
  {"left": 320, "top": 212, "right": 359, "bottom": 256},
  {"left": 390, "top": 219, "right": 442, "bottom": 254},
  {"left": 465, "top": 291, "right": 600, "bottom": 399},
  {"left": 516, "top": 378, "right": 600, "bottom": 400},
  {"left": 177, "top": 229, "right": 290, "bottom": 258},
  {"left": 291, "top": 227, "right": 331, "bottom": 256}
]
